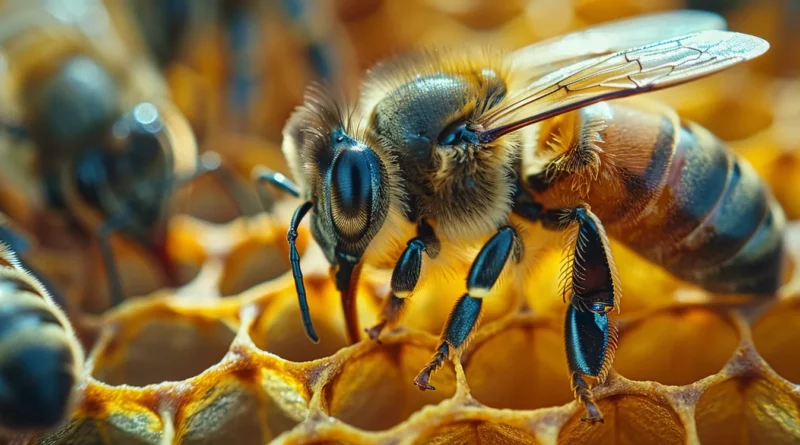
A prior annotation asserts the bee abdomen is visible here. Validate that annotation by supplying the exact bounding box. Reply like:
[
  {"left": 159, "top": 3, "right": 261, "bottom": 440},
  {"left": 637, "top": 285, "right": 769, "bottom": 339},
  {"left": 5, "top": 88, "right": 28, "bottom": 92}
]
[
  {"left": 0, "top": 286, "right": 79, "bottom": 429},
  {"left": 626, "top": 122, "right": 785, "bottom": 295}
]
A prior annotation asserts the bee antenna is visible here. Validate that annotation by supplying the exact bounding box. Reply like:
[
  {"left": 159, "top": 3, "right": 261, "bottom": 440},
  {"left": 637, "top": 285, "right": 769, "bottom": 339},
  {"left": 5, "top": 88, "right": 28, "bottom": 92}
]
[{"left": 288, "top": 200, "right": 319, "bottom": 343}]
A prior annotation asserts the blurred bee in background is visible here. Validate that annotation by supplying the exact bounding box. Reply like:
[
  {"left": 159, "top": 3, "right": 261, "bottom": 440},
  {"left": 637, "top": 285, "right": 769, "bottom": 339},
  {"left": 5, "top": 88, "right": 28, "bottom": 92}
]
[
  {"left": 121, "top": 0, "right": 361, "bottom": 225},
  {"left": 0, "top": 0, "right": 200, "bottom": 308},
  {"left": 125, "top": 0, "right": 359, "bottom": 141},
  {"left": 0, "top": 240, "right": 84, "bottom": 432},
  {"left": 262, "top": 10, "right": 785, "bottom": 422}
]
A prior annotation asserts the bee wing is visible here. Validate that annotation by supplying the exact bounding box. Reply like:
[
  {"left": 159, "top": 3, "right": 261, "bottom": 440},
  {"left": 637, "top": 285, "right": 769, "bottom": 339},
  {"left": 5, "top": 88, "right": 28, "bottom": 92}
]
[
  {"left": 476, "top": 30, "right": 769, "bottom": 142},
  {"left": 511, "top": 10, "right": 727, "bottom": 76}
]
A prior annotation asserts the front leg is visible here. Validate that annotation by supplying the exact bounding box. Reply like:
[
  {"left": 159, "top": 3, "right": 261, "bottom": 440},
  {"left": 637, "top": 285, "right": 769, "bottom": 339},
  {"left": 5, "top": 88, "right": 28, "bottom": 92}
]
[
  {"left": 414, "top": 225, "right": 522, "bottom": 391},
  {"left": 366, "top": 219, "right": 440, "bottom": 341},
  {"left": 560, "top": 206, "right": 620, "bottom": 423}
]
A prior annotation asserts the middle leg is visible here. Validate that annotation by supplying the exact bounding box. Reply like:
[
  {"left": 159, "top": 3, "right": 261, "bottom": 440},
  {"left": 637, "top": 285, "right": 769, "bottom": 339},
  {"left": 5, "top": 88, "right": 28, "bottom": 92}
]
[{"left": 414, "top": 225, "right": 522, "bottom": 391}]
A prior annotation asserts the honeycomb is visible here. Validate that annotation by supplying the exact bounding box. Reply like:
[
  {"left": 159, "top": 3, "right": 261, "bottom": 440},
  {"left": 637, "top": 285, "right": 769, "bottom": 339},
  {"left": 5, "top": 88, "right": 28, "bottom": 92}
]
[{"left": 3, "top": 0, "right": 800, "bottom": 444}]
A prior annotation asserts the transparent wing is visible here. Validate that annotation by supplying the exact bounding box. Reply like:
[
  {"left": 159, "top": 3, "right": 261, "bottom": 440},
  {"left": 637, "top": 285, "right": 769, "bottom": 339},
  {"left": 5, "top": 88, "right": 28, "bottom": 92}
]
[
  {"left": 511, "top": 10, "right": 727, "bottom": 77},
  {"left": 476, "top": 30, "right": 769, "bottom": 142}
]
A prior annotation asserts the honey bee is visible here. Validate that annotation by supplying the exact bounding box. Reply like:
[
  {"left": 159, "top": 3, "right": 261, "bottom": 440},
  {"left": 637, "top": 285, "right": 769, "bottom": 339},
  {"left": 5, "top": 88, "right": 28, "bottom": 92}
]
[
  {"left": 0, "top": 240, "right": 84, "bottom": 432},
  {"left": 0, "top": 0, "right": 199, "bottom": 306},
  {"left": 262, "top": 10, "right": 785, "bottom": 422}
]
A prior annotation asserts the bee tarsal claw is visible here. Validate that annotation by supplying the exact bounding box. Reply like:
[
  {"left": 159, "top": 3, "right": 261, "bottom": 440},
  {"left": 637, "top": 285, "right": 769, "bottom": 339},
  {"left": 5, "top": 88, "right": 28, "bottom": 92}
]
[
  {"left": 581, "top": 402, "right": 605, "bottom": 424},
  {"left": 365, "top": 321, "right": 387, "bottom": 342},
  {"left": 413, "top": 372, "right": 436, "bottom": 391}
]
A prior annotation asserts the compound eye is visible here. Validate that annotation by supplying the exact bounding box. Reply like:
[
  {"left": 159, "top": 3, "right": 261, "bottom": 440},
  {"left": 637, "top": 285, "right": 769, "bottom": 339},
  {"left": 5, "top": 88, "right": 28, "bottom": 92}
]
[
  {"left": 330, "top": 146, "right": 381, "bottom": 242},
  {"left": 98, "top": 103, "right": 171, "bottom": 228}
]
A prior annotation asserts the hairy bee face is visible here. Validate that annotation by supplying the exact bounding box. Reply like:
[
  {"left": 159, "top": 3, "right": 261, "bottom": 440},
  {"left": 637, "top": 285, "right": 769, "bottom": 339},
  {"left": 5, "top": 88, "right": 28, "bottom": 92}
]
[
  {"left": 72, "top": 102, "right": 174, "bottom": 243},
  {"left": 283, "top": 90, "right": 394, "bottom": 265}
]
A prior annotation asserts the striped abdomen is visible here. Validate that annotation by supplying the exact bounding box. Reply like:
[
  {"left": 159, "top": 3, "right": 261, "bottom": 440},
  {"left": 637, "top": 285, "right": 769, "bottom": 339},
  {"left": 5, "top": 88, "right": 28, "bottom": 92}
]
[
  {"left": 527, "top": 100, "right": 786, "bottom": 295},
  {"left": 0, "top": 271, "right": 81, "bottom": 430}
]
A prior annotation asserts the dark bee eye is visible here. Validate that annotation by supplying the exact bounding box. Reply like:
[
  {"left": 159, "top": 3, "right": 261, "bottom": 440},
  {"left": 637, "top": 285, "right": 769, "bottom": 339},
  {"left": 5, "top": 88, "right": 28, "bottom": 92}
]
[
  {"left": 329, "top": 145, "right": 382, "bottom": 242},
  {"left": 74, "top": 103, "right": 171, "bottom": 233},
  {"left": 333, "top": 149, "right": 371, "bottom": 217}
]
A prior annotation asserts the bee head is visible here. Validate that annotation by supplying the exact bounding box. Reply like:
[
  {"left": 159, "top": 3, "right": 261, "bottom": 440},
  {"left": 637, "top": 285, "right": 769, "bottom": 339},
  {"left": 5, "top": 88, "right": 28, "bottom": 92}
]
[
  {"left": 72, "top": 102, "right": 175, "bottom": 246},
  {"left": 283, "top": 86, "right": 394, "bottom": 268},
  {"left": 28, "top": 55, "right": 121, "bottom": 151},
  {"left": 283, "top": 85, "right": 401, "bottom": 343}
]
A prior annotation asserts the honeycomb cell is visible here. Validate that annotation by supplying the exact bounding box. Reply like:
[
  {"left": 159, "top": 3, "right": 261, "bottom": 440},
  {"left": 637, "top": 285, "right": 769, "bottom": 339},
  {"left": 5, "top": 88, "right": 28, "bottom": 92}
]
[
  {"left": 464, "top": 318, "right": 573, "bottom": 410},
  {"left": 179, "top": 376, "right": 299, "bottom": 445},
  {"left": 414, "top": 421, "right": 539, "bottom": 445},
  {"left": 323, "top": 340, "right": 456, "bottom": 431},
  {"left": 521, "top": 247, "right": 566, "bottom": 317},
  {"left": 88, "top": 241, "right": 187, "bottom": 310},
  {"left": 219, "top": 238, "right": 291, "bottom": 297},
  {"left": 558, "top": 394, "right": 685, "bottom": 445},
  {"left": 696, "top": 376, "right": 800, "bottom": 444},
  {"left": 753, "top": 298, "right": 800, "bottom": 383},
  {"left": 92, "top": 308, "right": 236, "bottom": 386},
  {"left": 173, "top": 173, "right": 249, "bottom": 225},
  {"left": 522, "top": 240, "right": 683, "bottom": 318},
  {"left": 166, "top": 218, "right": 207, "bottom": 281},
  {"left": 399, "top": 270, "right": 475, "bottom": 336},
  {"left": 280, "top": 429, "right": 372, "bottom": 445},
  {"left": 39, "top": 417, "right": 161, "bottom": 445},
  {"left": 613, "top": 306, "right": 739, "bottom": 385},
  {"left": 249, "top": 280, "right": 351, "bottom": 362}
]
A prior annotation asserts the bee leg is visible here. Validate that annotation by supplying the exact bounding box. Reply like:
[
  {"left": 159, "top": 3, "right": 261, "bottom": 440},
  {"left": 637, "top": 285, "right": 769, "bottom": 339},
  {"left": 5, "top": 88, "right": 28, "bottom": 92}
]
[
  {"left": 96, "top": 213, "right": 130, "bottom": 308},
  {"left": 414, "top": 226, "right": 521, "bottom": 391},
  {"left": 366, "top": 219, "right": 440, "bottom": 341},
  {"left": 560, "top": 207, "right": 620, "bottom": 424}
]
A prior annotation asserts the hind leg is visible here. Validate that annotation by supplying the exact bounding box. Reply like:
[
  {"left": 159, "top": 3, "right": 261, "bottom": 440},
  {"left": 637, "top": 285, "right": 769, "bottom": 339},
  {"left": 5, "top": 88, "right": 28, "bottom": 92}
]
[{"left": 558, "top": 207, "right": 620, "bottom": 423}]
